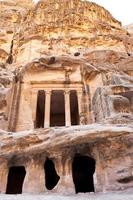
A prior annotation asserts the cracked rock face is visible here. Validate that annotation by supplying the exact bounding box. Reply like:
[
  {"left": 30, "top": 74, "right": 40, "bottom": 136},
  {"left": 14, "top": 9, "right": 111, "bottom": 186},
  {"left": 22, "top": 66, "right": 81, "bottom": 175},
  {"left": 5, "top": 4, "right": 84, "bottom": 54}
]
[
  {"left": 0, "top": 0, "right": 133, "bottom": 195},
  {"left": 0, "top": 0, "right": 133, "bottom": 66}
]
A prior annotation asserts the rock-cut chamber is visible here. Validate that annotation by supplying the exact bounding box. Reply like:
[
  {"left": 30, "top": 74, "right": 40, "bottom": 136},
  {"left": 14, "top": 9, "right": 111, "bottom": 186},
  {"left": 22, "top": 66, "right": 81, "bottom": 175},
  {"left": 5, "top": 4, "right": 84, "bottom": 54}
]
[
  {"left": 6, "top": 166, "right": 26, "bottom": 194},
  {"left": 72, "top": 154, "right": 95, "bottom": 193},
  {"left": 44, "top": 158, "right": 60, "bottom": 190}
]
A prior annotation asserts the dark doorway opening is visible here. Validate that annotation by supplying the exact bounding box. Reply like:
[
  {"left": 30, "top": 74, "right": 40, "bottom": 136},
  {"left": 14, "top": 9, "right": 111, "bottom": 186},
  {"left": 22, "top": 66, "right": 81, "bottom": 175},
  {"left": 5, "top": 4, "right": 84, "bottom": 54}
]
[
  {"left": 6, "top": 166, "right": 26, "bottom": 194},
  {"left": 70, "top": 91, "right": 79, "bottom": 125},
  {"left": 72, "top": 154, "right": 95, "bottom": 193},
  {"left": 35, "top": 90, "right": 45, "bottom": 128},
  {"left": 50, "top": 90, "right": 65, "bottom": 127},
  {"left": 44, "top": 158, "right": 60, "bottom": 190}
]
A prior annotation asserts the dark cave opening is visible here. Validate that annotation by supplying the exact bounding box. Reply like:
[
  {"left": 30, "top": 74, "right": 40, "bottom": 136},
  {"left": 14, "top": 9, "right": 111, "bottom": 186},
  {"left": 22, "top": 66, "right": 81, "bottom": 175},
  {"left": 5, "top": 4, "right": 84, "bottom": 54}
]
[
  {"left": 44, "top": 158, "right": 60, "bottom": 190},
  {"left": 72, "top": 154, "right": 95, "bottom": 193},
  {"left": 6, "top": 166, "right": 26, "bottom": 194}
]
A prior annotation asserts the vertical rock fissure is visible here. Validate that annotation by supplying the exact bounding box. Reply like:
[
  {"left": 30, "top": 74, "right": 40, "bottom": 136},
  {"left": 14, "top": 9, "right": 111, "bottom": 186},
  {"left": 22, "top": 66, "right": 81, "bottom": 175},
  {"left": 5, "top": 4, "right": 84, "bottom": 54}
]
[{"left": 6, "top": 39, "right": 14, "bottom": 64}]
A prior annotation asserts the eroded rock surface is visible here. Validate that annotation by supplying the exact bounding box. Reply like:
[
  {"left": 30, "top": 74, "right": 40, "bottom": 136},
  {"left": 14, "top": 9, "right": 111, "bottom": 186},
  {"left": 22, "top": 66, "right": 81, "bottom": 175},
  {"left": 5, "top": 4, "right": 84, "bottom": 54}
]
[{"left": 0, "top": 0, "right": 133, "bottom": 196}]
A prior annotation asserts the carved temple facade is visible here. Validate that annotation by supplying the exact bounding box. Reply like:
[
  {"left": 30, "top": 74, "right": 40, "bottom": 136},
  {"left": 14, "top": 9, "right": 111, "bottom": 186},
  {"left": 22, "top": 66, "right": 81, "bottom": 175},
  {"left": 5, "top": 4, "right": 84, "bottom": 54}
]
[
  {"left": 7, "top": 58, "right": 98, "bottom": 132},
  {"left": 1, "top": 57, "right": 133, "bottom": 195}
]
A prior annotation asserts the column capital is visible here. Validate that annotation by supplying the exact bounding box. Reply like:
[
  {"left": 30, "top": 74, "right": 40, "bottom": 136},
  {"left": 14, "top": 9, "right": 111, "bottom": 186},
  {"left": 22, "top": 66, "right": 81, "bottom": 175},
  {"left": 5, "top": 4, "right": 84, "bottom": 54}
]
[
  {"left": 64, "top": 90, "right": 70, "bottom": 95},
  {"left": 45, "top": 90, "right": 52, "bottom": 95}
]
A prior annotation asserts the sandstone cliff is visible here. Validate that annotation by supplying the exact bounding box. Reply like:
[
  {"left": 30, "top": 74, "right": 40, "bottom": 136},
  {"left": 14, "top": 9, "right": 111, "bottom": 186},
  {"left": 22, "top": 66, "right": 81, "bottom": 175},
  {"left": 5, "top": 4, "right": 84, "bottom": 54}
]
[
  {"left": 0, "top": 0, "right": 132, "bottom": 86},
  {"left": 0, "top": 0, "right": 133, "bottom": 195}
]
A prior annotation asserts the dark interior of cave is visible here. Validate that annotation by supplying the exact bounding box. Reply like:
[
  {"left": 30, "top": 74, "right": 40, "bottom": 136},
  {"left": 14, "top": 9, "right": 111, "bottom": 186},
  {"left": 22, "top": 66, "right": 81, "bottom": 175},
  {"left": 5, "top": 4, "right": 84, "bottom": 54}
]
[
  {"left": 6, "top": 166, "right": 26, "bottom": 194},
  {"left": 35, "top": 90, "right": 45, "bottom": 128},
  {"left": 44, "top": 158, "right": 60, "bottom": 190},
  {"left": 72, "top": 154, "right": 95, "bottom": 193}
]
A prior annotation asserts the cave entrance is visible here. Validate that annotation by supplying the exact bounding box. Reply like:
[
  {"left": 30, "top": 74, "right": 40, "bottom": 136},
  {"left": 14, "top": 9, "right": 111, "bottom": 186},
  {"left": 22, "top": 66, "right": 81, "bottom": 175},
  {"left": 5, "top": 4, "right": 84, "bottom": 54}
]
[
  {"left": 70, "top": 91, "right": 79, "bottom": 125},
  {"left": 44, "top": 158, "right": 60, "bottom": 190},
  {"left": 35, "top": 90, "right": 45, "bottom": 128},
  {"left": 50, "top": 90, "right": 65, "bottom": 127},
  {"left": 6, "top": 166, "right": 26, "bottom": 194},
  {"left": 72, "top": 154, "right": 95, "bottom": 193}
]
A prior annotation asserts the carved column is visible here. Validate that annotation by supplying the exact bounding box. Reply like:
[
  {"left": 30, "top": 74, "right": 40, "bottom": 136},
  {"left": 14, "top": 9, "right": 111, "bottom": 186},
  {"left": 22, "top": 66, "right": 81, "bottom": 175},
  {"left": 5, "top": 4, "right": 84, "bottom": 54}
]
[
  {"left": 0, "top": 162, "right": 8, "bottom": 193},
  {"left": 23, "top": 159, "right": 45, "bottom": 193},
  {"left": 76, "top": 90, "right": 83, "bottom": 125},
  {"left": 44, "top": 90, "right": 51, "bottom": 128},
  {"left": 64, "top": 90, "right": 71, "bottom": 126},
  {"left": 54, "top": 155, "right": 75, "bottom": 194},
  {"left": 31, "top": 90, "right": 38, "bottom": 128},
  {"left": 62, "top": 157, "right": 75, "bottom": 193}
]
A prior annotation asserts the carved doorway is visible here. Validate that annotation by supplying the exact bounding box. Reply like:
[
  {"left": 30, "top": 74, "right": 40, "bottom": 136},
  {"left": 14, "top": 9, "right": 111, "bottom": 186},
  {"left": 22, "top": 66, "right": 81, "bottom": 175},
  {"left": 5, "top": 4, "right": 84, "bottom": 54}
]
[
  {"left": 6, "top": 166, "right": 26, "bottom": 194},
  {"left": 50, "top": 90, "right": 65, "bottom": 127},
  {"left": 72, "top": 154, "right": 95, "bottom": 193},
  {"left": 35, "top": 90, "right": 45, "bottom": 128},
  {"left": 70, "top": 90, "right": 79, "bottom": 125}
]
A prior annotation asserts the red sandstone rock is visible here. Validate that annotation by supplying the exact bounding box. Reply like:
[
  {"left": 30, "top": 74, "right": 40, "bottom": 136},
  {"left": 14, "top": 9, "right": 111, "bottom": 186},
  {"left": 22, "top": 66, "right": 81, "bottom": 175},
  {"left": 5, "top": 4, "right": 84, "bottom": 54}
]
[{"left": 0, "top": 0, "right": 133, "bottom": 195}]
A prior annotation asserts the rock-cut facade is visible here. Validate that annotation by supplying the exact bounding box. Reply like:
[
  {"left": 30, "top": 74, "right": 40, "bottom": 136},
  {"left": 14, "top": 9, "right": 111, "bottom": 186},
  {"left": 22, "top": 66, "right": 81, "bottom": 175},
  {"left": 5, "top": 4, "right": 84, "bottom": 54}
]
[{"left": 0, "top": 0, "right": 133, "bottom": 195}]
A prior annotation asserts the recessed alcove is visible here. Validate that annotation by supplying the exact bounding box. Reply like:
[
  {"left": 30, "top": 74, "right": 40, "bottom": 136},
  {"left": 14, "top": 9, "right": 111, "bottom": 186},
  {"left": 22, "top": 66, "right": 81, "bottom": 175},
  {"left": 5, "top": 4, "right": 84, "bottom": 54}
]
[
  {"left": 70, "top": 90, "right": 79, "bottom": 125},
  {"left": 44, "top": 158, "right": 60, "bottom": 190},
  {"left": 6, "top": 166, "right": 26, "bottom": 194},
  {"left": 50, "top": 90, "right": 65, "bottom": 127},
  {"left": 35, "top": 90, "right": 45, "bottom": 128},
  {"left": 72, "top": 154, "right": 95, "bottom": 193}
]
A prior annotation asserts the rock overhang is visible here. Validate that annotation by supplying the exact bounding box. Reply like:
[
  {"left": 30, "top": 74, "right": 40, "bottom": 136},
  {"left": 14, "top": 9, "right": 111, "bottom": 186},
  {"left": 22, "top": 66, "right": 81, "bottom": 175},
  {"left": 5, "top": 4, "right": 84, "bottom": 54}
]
[{"left": 0, "top": 124, "right": 132, "bottom": 157}]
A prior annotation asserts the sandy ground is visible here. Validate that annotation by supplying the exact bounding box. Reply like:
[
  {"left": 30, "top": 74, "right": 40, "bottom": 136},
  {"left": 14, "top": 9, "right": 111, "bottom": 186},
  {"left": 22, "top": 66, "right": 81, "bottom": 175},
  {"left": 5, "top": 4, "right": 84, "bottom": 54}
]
[{"left": 0, "top": 192, "right": 133, "bottom": 200}]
